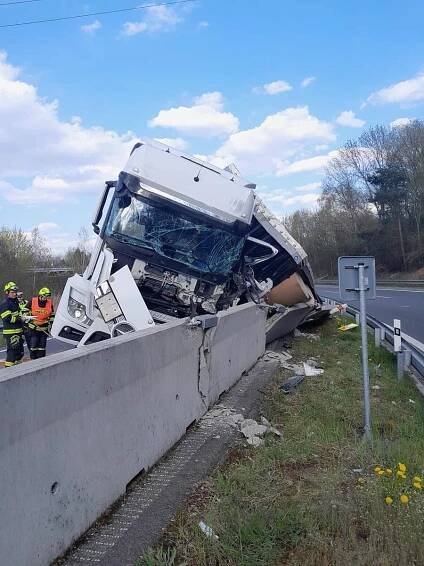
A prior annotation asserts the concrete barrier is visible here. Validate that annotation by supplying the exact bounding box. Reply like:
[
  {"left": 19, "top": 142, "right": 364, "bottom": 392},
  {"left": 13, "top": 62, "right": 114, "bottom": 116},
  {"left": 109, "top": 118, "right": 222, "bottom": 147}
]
[{"left": 0, "top": 304, "right": 265, "bottom": 566}]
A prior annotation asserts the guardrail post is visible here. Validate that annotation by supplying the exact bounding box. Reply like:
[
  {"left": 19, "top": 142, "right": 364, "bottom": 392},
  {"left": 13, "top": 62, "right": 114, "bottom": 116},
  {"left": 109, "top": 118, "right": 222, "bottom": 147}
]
[
  {"left": 397, "top": 351, "right": 405, "bottom": 381},
  {"left": 355, "top": 313, "right": 360, "bottom": 324},
  {"left": 404, "top": 349, "right": 412, "bottom": 369},
  {"left": 374, "top": 327, "right": 381, "bottom": 348}
]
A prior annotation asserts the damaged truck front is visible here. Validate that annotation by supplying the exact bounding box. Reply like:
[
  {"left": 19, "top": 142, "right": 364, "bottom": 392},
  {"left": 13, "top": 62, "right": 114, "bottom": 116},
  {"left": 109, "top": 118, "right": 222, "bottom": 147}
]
[{"left": 51, "top": 140, "right": 321, "bottom": 346}]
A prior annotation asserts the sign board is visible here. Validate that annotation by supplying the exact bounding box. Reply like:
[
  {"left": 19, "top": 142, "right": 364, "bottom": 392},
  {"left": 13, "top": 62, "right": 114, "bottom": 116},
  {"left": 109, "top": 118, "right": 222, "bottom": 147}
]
[{"left": 338, "top": 256, "right": 376, "bottom": 302}]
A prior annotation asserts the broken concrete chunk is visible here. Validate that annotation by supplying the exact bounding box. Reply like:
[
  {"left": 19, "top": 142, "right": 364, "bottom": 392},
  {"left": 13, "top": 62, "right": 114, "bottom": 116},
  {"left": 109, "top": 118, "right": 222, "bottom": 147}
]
[
  {"left": 246, "top": 436, "right": 265, "bottom": 447},
  {"left": 241, "top": 423, "right": 268, "bottom": 439},
  {"left": 261, "top": 416, "right": 283, "bottom": 437}
]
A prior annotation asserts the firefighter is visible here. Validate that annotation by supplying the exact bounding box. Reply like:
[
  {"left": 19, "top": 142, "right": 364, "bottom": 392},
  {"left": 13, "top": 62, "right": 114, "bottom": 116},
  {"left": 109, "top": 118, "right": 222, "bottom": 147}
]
[
  {"left": 27, "top": 287, "right": 55, "bottom": 359},
  {"left": 0, "top": 282, "right": 25, "bottom": 367},
  {"left": 17, "top": 290, "right": 31, "bottom": 351}
]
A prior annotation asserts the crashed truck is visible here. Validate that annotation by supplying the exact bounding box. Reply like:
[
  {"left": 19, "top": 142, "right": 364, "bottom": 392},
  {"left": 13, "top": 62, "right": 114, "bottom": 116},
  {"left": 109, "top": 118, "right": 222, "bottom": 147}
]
[{"left": 51, "top": 140, "right": 323, "bottom": 346}]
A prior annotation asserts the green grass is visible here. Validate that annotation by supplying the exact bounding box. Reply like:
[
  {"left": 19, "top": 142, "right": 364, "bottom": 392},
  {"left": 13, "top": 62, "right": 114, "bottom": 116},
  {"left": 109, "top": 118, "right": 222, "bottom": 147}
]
[{"left": 137, "top": 317, "right": 424, "bottom": 565}]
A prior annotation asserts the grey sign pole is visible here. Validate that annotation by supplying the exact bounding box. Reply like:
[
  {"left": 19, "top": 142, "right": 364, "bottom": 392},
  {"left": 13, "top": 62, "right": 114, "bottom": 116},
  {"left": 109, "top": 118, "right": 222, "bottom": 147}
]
[
  {"left": 338, "top": 256, "right": 376, "bottom": 442},
  {"left": 358, "top": 264, "right": 371, "bottom": 440}
]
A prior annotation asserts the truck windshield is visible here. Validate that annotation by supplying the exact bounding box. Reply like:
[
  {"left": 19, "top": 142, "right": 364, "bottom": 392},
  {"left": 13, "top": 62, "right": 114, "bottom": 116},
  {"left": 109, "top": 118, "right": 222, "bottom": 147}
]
[{"left": 105, "top": 195, "right": 245, "bottom": 276}]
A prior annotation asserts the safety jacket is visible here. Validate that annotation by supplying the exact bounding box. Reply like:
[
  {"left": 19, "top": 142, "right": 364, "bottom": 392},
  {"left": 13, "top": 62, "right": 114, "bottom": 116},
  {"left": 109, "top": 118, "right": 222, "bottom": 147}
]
[
  {"left": 29, "top": 297, "right": 55, "bottom": 330},
  {"left": 0, "top": 297, "right": 23, "bottom": 335}
]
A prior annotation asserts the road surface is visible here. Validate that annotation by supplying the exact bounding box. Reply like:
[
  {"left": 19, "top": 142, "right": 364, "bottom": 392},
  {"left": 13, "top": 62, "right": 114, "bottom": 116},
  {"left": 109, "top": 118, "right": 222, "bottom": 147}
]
[{"left": 317, "top": 284, "right": 424, "bottom": 348}]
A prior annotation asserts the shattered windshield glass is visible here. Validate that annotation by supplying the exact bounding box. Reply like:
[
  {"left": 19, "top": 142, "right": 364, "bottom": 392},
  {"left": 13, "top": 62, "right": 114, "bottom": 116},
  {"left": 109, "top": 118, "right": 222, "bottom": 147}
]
[{"left": 105, "top": 195, "right": 245, "bottom": 276}]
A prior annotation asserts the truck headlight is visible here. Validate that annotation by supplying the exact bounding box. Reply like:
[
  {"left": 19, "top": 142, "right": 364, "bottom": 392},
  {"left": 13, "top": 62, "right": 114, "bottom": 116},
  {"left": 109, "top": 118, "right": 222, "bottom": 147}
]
[{"left": 68, "top": 297, "right": 93, "bottom": 326}]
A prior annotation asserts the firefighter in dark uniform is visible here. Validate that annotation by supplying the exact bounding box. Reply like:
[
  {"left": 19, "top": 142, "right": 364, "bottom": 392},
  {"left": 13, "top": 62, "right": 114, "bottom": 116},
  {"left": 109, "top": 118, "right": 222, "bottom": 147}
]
[
  {"left": 17, "top": 290, "right": 31, "bottom": 351},
  {"left": 27, "top": 287, "right": 55, "bottom": 359},
  {"left": 0, "top": 282, "right": 24, "bottom": 367}
]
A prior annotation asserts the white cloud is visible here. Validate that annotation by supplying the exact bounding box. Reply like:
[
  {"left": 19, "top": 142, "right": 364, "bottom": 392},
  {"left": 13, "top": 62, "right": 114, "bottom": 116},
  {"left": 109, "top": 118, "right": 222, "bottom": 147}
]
[
  {"left": 390, "top": 117, "right": 413, "bottom": 128},
  {"left": 276, "top": 150, "right": 339, "bottom": 177},
  {"left": 197, "top": 20, "right": 209, "bottom": 29},
  {"left": 263, "top": 80, "right": 292, "bottom": 95},
  {"left": 215, "top": 106, "right": 335, "bottom": 175},
  {"left": 149, "top": 91, "right": 239, "bottom": 137},
  {"left": 154, "top": 137, "right": 188, "bottom": 150},
  {"left": 253, "top": 80, "right": 292, "bottom": 95},
  {"left": 336, "top": 110, "right": 365, "bottom": 128},
  {"left": 37, "top": 222, "right": 59, "bottom": 232},
  {"left": 366, "top": 73, "right": 424, "bottom": 105},
  {"left": 258, "top": 186, "right": 321, "bottom": 212},
  {"left": 122, "top": 5, "right": 182, "bottom": 36},
  {"left": 294, "top": 181, "right": 321, "bottom": 192},
  {"left": 81, "top": 20, "right": 102, "bottom": 34},
  {"left": 0, "top": 51, "right": 138, "bottom": 205},
  {"left": 301, "top": 76, "right": 316, "bottom": 88}
]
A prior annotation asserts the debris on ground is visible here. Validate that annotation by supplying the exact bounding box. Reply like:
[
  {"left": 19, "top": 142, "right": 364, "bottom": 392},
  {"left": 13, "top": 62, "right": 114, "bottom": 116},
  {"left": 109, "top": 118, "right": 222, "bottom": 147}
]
[
  {"left": 199, "top": 404, "right": 282, "bottom": 446},
  {"left": 303, "top": 362, "right": 324, "bottom": 377},
  {"left": 330, "top": 303, "right": 348, "bottom": 315},
  {"left": 263, "top": 350, "right": 293, "bottom": 369},
  {"left": 260, "top": 416, "right": 282, "bottom": 437},
  {"left": 199, "top": 521, "right": 218, "bottom": 540},
  {"left": 280, "top": 375, "right": 305, "bottom": 394},
  {"left": 372, "top": 385, "right": 381, "bottom": 390},
  {"left": 339, "top": 323, "right": 359, "bottom": 332},
  {"left": 294, "top": 328, "right": 320, "bottom": 340}
]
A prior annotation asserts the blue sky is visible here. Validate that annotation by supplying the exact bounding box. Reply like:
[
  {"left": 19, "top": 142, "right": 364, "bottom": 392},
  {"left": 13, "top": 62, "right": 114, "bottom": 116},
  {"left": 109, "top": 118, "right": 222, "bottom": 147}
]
[{"left": 0, "top": 0, "right": 423, "bottom": 253}]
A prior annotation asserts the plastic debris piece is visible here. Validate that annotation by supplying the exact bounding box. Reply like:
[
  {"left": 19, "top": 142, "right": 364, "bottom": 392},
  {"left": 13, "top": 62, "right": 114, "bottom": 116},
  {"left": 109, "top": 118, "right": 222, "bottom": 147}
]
[
  {"left": 330, "top": 303, "right": 348, "bottom": 315},
  {"left": 339, "top": 323, "right": 359, "bottom": 332},
  {"left": 409, "top": 399, "right": 416, "bottom": 404},
  {"left": 199, "top": 521, "right": 218, "bottom": 539},
  {"left": 372, "top": 385, "right": 381, "bottom": 390},
  {"left": 280, "top": 375, "right": 305, "bottom": 394},
  {"left": 303, "top": 362, "right": 324, "bottom": 377},
  {"left": 353, "top": 468, "right": 364, "bottom": 474}
]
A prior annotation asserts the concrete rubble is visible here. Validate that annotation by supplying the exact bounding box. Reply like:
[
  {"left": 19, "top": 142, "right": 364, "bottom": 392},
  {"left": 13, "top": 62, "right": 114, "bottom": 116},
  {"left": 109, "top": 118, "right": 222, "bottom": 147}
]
[{"left": 199, "top": 404, "right": 282, "bottom": 447}]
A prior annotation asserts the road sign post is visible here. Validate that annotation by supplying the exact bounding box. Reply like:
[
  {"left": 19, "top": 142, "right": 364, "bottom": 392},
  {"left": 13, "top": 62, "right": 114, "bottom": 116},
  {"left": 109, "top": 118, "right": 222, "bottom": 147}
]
[{"left": 338, "top": 256, "right": 376, "bottom": 441}]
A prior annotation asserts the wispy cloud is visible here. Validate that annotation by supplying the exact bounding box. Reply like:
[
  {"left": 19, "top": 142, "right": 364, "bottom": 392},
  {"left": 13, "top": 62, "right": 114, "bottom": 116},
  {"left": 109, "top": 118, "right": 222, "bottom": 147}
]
[
  {"left": 122, "top": 5, "right": 182, "bottom": 37},
  {"left": 365, "top": 72, "right": 424, "bottom": 106},
  {"left": 301, "top": 76, "right": 316, "bottom": 88},
  {"left": 253, "top": 80, "right": 292, "bottom": 95},
  {"left": 81, "top": 20, "right": 102, "bottom": 34}
]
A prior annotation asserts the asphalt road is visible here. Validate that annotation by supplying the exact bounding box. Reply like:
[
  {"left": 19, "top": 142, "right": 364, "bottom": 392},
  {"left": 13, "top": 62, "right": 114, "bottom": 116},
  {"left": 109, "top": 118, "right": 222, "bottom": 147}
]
[{"left": 317, "top": 284, "right": 424, "bottom": 347}]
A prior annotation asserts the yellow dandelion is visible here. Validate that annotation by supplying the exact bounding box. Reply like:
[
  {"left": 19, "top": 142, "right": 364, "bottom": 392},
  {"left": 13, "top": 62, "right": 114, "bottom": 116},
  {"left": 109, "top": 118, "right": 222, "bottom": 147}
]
[
  {"left": 413, "top": 476, "right": 422, "bottom": 483},
  {"left": 400, "top": 494, "right": 409, "bottom": 504},
  {"left": 385, "top": 496, "right": 393, "bottom": 505},
  {"left": 358, "top": 477, "right": 366, "bottom": 484},
  {"left": 397, "top": 470, "right": 407, "bottom": 479},
  {"left": 413, "top": 482, "right": 422, "bottom": 490},
  {"left": 374, "top": 466, "right": 382, "bottom": 473},
  {"left": 398, "top": 463, "right": 407, "bottom": 473},
  {"left": 378, "top": 470, "right": 385, "bottom": 476}
]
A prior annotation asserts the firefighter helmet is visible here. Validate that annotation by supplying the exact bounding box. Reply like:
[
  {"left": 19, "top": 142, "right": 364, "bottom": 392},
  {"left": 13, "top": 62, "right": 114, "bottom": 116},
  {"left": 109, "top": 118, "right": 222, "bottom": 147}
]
[
  {"left": 4, "top": 281, "right": 18, "bottom": 293},
  {"left": 38, "top": 287, "right": 51, "bottom": 297}
]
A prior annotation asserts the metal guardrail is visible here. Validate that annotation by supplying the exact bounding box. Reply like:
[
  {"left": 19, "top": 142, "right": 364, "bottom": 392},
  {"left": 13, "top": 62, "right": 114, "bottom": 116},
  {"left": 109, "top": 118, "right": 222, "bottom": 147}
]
[
  {"left": 323, "top": 298, "right": 424, "bottom": 380},
  {"left": 317, "top": 279, "right": 424, "bottom": 287}
]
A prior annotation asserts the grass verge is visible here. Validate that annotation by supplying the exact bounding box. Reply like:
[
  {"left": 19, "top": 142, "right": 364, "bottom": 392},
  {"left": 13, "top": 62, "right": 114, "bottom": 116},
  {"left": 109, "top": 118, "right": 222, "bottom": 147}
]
[{"left": 137, "top": 317, "right": 424, "bottom": 566}]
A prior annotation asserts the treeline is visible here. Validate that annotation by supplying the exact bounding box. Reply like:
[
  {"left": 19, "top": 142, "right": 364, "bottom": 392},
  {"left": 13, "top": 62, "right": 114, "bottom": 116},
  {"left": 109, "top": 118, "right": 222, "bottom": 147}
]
[
  {"left": 0, "top": 227, "right": 90, "bottom": 297},
  {"left": 285, "top": 120, "right": 424, "bottom": 277}
]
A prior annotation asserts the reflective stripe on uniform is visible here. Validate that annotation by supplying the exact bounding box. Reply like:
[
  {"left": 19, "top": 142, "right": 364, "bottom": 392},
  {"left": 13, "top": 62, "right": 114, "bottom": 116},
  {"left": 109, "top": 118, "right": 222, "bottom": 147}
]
[
  {"left": 4, "top": 361, "right": 15, "bottom": 367},
  {"left": 3, "top": 328, "right": 23, "bottom": 335},
  {"left": 0, "top": 309, "right": 12, "bottom": 319}
]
